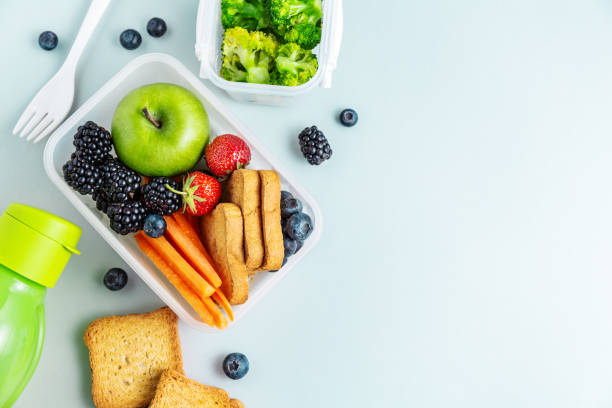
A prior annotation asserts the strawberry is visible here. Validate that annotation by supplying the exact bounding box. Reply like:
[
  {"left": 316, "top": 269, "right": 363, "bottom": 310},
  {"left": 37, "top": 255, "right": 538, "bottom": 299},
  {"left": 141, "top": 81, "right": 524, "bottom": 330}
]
[
  {"left": 205, "top": 134, "right": 251, "bottom": 178},
  {"left": 169, "top": 172, "right": 221, "bottom": 216}
]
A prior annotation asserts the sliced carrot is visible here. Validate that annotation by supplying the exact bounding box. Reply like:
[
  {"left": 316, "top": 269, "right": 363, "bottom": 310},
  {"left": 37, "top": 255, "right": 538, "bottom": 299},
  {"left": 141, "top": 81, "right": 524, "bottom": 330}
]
[
  {"left": 203, "top": 296, "right": 228, "bottom": 329},
  {"left": 213, "top": 288, "right": 234, "bottom": 322},
  {"left": 140, "top": 234, "right": 215, "bottom": 298},
  {"left": 187, "top": 213, "right": 201, "bottom": 235},
  {"left": 172, "top": 212, "right": 207, "bottom": 254},
  {"left": 164, "top": 215, "right": 222, "bottom": 288},
  {"left": 134, "top": 234, "right": 215, "bottom": 327}
]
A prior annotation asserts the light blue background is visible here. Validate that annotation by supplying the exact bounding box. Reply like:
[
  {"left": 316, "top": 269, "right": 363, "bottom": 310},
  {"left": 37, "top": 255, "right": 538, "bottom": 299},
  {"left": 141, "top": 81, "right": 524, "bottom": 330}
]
[{"left": 2, "top": 0, "right": 612, "bottom": 406}]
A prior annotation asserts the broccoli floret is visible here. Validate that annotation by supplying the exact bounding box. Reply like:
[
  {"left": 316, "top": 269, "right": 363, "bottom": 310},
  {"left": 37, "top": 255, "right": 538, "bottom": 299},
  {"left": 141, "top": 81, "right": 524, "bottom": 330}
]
[
  {"left": 266, "top": 0, "right": 322, "bottom": 50},
  {"left": 221, "top": 0, "right": 271, "bottom": 31},
  {"left": 272, "top": 42, "right": 318, "bottom": 86},
  {"left": 221, "top": 27, "right": 279, "bottom": 84}
]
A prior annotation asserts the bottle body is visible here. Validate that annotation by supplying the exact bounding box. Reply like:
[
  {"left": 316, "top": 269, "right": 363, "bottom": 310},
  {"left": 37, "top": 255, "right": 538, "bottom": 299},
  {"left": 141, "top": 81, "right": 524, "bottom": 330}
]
[{"left": 0, "top": 263, "right": 46, "bottom": 408}]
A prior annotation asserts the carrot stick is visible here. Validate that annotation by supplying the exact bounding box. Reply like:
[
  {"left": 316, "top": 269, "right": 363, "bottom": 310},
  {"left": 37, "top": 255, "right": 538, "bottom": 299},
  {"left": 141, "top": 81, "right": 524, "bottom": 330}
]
[
  {"left": 172, "top": 212, "right": 207, "bottom": 254},
  {"left": 135, "top": 234, "right": 215, "bottom": 327},
  {"left": 140, "top": 233, "right": 214, "bottom": 298},
  {"left": 187, "top": 213, "right": 201, "bottom": 235},
  {"left": 164, "top": 216, "right": 222, "bottom": 288},
  {"left": 203, "top": 296, "right": 228, "bottom": 329},
  {"left": 213, "top": 289, "right": 234, "bottom": 322}
]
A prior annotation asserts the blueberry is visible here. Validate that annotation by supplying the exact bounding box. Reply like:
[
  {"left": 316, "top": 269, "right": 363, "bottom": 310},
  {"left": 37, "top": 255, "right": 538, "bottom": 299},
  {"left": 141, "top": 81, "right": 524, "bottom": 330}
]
[
  {"left": 223, "top": 353, "right": 249, "bottom": 380},
  {"left": 147, "top": 17, "right": 167, "bottom": 38},
  {"left": 281, "top": 217, "right": 287, "bottom": 231},
  {"left": 283, "top": 235, "right": 297, "bottom": 257},
  {"left": 120, "top": 29, "right": 142, "bottom": 50},
  {"left": 143, "top": 214, "right": 167, "bottom": 238},
  {"left": 281, "top": 190, "right": 293, "bottom": 201},
  {"left": 295, "top": 239, "right": 304, "bottom": 253},
  {"left": 281, "top": 197, "right": 303, "bottom": 219},
  {"left": 104, "top": 268, "right": 128, "bottom": 291},
  {"left": 339, "top": 109, "right": 358, "bottom": 127},
  {"left": 39, "top": 31, "right": 58, "bottom": 50},
  {"left": 284, "top": 213, "right": 313, "bottom": 241}
]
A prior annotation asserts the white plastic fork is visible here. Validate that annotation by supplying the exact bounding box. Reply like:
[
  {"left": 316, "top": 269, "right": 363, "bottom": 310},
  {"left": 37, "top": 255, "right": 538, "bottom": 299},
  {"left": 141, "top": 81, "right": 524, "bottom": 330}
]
[{"left": 13, "top": 0, "right": 111, "bottom": 143}]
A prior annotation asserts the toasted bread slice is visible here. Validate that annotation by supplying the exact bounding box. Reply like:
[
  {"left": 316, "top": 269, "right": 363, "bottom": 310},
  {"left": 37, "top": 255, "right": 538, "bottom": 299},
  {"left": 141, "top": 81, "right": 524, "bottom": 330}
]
[
  {"left": 226, "top": 169, "right": 264, "bottom": 270},
  {"left": 84, "top": 307, "right": 183, "bottom": 408},
  {"left": 201, "top": 203, "right": 249, "bottom": 305},
  {"left": 230, "top": 399, "right": 246, "bottom": 408},
  {"left": 258, "top": 170, "right": 284, "bottom": 271},
  {"left": 149, "top": 369, "right": 241, "bottom": 408}
]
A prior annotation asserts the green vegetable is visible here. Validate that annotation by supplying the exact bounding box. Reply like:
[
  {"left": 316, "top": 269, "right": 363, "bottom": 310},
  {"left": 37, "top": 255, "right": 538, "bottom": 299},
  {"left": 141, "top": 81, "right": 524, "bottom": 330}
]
[
  {"left": 272, "top": 42, "right": 318, "bottom": 86},
  {"left": 221, "top": 27, "right": 279, "bottom": 84},
  {"left": 221, "top": 0, "right": 271, "bottom": 31},
  {"left": 266, "top": 0, "right": 322, "bottom": 50}
]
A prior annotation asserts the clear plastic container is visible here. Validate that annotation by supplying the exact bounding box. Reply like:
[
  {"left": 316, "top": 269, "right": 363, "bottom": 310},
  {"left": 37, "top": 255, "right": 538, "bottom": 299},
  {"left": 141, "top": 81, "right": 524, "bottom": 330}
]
[
  {"left": 195, "top": 0, "right": 344, "bottom": 104},
  {"left": 43, "top": 53, "right": 323, "bottom": 332}
]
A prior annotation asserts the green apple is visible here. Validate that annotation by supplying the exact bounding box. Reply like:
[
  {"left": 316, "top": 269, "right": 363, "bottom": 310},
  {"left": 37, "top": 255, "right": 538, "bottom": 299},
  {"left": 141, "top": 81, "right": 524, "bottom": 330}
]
[{"left": 111, "top": 83, "right": 210, "bottom": 176}]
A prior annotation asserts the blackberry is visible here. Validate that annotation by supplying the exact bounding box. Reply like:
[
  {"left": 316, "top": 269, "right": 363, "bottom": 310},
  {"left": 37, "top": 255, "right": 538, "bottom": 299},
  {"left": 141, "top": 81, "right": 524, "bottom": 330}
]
[
  {"left": 298, "top": 126, "right": 332, "bottom": 165},
  {"left": 100, "top": 157, "right": 142, "bottom": 203},
  {"left": 141, "top": 177, "right": 182, "bottom": 215},
  {"left": 92, "top": 189, "right": 111, "bottom": 214},
  {"left": 73, "top": 121, "right": 113, "bottom": 164},
  {"left": 62, "top": 153, "right": 103, "bottom": 195},
  {"left": 107, "top": 201, "right": 147, "bottom": 235}
]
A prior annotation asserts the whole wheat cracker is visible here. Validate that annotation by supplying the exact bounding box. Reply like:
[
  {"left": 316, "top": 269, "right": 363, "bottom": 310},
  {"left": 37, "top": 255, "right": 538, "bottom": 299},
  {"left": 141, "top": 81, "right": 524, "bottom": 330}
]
[
  {"left": 226, "top": 169, "right": 264, "bottom": 270},
  {"left": 201, "top": 203, "right": 249, "bottom": 305},
  {"left": 83, "top": 307, "right": 183, "bottom": 408},
  {"left": 149, "top": 369, "right": 244, "bottom": 408}
]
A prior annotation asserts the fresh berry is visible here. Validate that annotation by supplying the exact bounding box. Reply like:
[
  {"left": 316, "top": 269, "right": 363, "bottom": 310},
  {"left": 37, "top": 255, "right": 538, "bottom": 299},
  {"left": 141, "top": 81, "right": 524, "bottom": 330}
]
[
  {"left": 205, "top": 134, "right": 251, "bottom": 178},
  {"left": 281, "top": 197, "right": 302, "bottom": 219},
  {"left": 143, "top": 214, "right": 167, "bottom": 238},
  {"left": 100, "top": 158, "right": 142, "bottom": 203},
  {"left": 147, "top": 17, "right": 167, "bottom": 37},
  {"left": 281, "top": 257, "right": 287, "bottom": 267},
  {"left": 283, "top": 235, "right": 297, "bottom": 257},
  {"left": 223, "top": 353, "right": 249, "bottom": 380},
  {"left": 298, "top": 126, "right": 332, "bottom": 165},
  {"left": 72, "top": 121, "right": 113, "bottom": 164},
  {"left": 141, "top": 177, "right": 182, "bottom": 215},
  {"left": 284, "top": 213, "right": 313, "bottom": 241},
  {"left": 177, "top": 172, "right": 221, "bottom": 216},
  {"left": 38, "top": 31, "right": 58, "bottom": 50},
  {"left": 92, "top": 189, "right": 111, "bottom": 214},
  {"left": 281, "top": 217, "right": 287, "bottom": 231},
  {"left": 104, "top": 268, "right": 128, "bottom": 291},
  {"left": 281, "top": 190, "right": 293, "bottom": 201},
  {"left": 107, "top": 201, "right": 147, "bottom": 235},
  {"left": 295, "top": 239, "right": 303, "bottom": 253},
  {"left": 339, "top": 108, "right": 358, "bottom": 127},
  {"left": 120, "top": 29, "right": 142, "bottom": 50},
  {"left": 62, "top": 153, "right": 103, "bottom": 195}
]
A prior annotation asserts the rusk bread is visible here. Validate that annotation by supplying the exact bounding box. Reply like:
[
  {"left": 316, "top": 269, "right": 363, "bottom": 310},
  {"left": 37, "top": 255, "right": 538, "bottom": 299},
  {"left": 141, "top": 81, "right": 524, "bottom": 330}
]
[
  {"left": 149, "top": 369, "right": 243, "bottom": 408},
  {"left": 201, "top": 203, "right": 249, "bottom": 305},
  {"left": 226, "top": 169, "right": 264, "bottom": 270},
  {"left": 258, "top": 170, "right": 284, "bottom": 271},
  {"left": 83, "top": 307, "right": 183, "bottom": 408}
]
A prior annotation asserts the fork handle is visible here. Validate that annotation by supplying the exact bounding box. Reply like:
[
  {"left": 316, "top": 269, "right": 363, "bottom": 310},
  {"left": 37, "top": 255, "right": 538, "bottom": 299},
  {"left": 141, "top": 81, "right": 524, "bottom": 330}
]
[{"left": 62, "top": 0, "right": 112, "bottom": 74}]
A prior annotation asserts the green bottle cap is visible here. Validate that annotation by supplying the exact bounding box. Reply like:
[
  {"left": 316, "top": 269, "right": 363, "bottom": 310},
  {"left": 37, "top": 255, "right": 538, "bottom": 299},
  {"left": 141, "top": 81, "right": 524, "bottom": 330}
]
[{"left": 0, "top": 203, "right": 81, "bottom": 287}]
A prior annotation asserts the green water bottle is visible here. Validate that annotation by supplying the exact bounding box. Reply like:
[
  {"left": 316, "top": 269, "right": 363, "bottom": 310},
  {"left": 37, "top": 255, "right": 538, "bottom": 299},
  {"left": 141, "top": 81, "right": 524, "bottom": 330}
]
[{"left": 0, "top": 203, "right": 81, "bottom": 408}]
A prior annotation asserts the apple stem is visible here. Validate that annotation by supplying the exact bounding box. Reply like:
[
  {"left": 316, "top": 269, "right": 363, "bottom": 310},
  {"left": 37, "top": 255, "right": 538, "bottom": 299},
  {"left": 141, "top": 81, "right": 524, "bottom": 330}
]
[{"left": 142, "top": 107, "right": 161, "bottom": 128}]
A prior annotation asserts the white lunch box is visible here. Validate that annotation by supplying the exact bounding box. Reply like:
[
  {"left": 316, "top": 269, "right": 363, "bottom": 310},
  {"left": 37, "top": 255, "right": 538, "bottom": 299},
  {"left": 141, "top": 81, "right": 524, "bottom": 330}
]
[
  {"left": 195, "top": 0, "right": 344, "bottom": 104},
  {"left": 44, "top": 53, "right": 323, "bottom": 332}
]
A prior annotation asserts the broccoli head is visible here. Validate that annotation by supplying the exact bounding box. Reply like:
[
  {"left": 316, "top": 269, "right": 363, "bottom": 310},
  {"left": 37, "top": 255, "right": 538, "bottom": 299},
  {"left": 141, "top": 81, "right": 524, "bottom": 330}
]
[
  {"left": 221, "top": 27, "right": 279, "bottom": 84},
  {"left": 221, "top": 0, "right": 271, "bottom": 31},
  {"left": 272, "top": 42, "right": 318, "bottom": 86},
  {"left": 266, "top": 0, "right": 322, "bottom": 50}
]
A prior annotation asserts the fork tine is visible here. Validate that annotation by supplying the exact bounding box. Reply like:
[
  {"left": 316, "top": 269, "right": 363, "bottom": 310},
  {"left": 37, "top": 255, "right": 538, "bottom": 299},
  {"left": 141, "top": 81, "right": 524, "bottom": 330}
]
[
  {"left": 32, "top": 119, "right": 57, "bottom": 144},
  {"left": 12, "top": 106, "right": 36, "bottom": 135},
  {"left": 19, "top": 112, "right": 46, "bottom": 139},
  {"left": 27, "top": 117, "right": 54, "bottom": 142}
]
